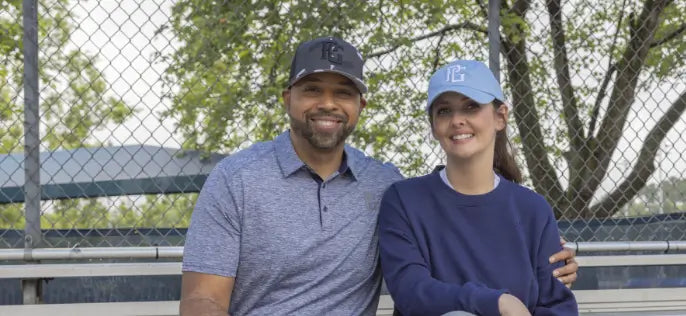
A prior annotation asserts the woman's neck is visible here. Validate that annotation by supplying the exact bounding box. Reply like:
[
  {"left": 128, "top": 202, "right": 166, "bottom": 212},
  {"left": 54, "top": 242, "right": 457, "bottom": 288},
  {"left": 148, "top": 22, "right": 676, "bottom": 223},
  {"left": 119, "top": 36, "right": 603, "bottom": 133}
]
[{"left": 445, "top": 154, "right": 495, "bottom": 195}]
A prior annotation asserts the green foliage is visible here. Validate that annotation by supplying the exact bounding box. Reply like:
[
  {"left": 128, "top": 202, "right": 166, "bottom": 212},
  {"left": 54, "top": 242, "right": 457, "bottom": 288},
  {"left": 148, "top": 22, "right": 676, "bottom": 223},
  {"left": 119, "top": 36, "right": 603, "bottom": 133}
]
[
  {"left": 41, "top": 199, "right": 112, "bottom": 229},
  {"left": 0, "top": 204, "right": 24, "bottom": 229},
  {"left": 0, "top": 194, "right": 197, "bottom": 229},
  {"left": 0, "top": 0, "right": 135, "bottom": 153},
  {"left": 646, "top": 1, "right": 686, "bottom": 78},
  {"left": 0, "top": 0, "right": 135, "bottom": 228},
  {"left": 620, "top": 177, "right": 686, "bottom": 217},
  {"left": 115, "top": 194, "right": 196, "bottom": 228}
]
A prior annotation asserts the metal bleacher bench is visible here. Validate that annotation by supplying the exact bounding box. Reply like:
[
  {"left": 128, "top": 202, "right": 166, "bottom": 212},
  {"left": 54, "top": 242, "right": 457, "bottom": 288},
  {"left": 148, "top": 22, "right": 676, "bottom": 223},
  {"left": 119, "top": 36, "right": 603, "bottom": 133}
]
[{"left": 1, "top": 242, "right": 686, "bottom": 315}]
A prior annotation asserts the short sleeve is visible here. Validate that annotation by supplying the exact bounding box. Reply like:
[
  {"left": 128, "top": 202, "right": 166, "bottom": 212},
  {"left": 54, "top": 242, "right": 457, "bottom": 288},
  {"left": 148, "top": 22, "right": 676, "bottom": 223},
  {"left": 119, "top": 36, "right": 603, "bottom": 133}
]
[{"left": 182, "top": 165, "right": 243, "bottom": 277}]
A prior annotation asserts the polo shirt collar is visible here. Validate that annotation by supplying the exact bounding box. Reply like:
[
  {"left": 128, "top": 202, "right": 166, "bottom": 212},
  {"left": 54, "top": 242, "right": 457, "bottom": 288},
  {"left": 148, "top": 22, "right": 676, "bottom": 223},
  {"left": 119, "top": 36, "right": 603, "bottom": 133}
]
[
  {"left": 342, "top": 145, "right": 359, "bottom": 180},
  {"left": 275, "top": 130, "right": 359, "bottom": 180},
  {"left": 275, "top": 131, "right": 305, "bottom": 177}
]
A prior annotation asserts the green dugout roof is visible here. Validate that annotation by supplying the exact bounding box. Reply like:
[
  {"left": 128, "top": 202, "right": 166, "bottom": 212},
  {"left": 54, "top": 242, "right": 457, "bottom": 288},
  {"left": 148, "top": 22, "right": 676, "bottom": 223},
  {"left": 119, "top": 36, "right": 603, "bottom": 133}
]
[{"left": 0, "top": 146, "right": 226, "bottom": 204}]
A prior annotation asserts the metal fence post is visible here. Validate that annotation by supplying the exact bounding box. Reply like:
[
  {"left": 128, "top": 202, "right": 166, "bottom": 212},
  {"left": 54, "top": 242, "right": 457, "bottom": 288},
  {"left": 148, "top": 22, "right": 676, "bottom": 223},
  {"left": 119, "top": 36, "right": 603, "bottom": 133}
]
[
  {"left": 488, "top": 0, "right": 501, "bottom": 82},
  {"left": 22, "top": 0, "right": 42, "bottom": 304}
]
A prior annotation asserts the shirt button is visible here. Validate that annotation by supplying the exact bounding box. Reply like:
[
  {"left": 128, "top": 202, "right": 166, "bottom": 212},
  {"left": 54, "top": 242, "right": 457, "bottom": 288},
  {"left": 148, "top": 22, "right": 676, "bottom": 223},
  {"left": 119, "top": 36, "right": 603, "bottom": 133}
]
[
  {"left": 323, "top": 206, "right": 328, "bottom": 212},
  {"left": 322, "top": 183, "right": 326, "bottom": 189}
]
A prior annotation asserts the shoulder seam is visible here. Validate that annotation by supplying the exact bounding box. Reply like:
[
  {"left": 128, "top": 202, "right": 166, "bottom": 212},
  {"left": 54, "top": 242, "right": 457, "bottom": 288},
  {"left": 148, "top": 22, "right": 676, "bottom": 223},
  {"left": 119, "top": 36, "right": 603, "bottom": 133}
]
[{"left": 215, "top": 141, "right": 275, "bottom": 176}]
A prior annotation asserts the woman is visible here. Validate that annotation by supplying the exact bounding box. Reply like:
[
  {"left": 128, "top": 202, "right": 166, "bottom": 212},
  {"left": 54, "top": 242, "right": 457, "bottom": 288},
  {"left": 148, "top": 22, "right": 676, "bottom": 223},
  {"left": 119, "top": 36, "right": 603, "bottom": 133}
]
[{"left": 378, "top": 60, "right": 578, "bottom": 316}]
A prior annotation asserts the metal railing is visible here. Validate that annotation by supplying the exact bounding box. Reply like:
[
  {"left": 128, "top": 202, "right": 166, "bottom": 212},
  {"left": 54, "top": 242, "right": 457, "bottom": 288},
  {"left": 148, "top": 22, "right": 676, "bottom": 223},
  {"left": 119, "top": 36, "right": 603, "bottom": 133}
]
[{"left": 1, "top": 241, "right": 684, "bottom": 261}]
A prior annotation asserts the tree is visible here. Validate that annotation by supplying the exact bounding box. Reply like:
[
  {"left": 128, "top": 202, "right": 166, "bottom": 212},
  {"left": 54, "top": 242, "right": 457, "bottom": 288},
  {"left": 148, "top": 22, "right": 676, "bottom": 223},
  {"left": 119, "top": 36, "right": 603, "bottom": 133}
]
[
  {"left": 41, "top": 198, "right": 111, "bottom": 229},
  {"left": 621, "top": 176, "right": 686, "bottom": 216},
  {"left": 505, "top": 0, "right": 685, "bottom": 219},
  {"left": 162, "top": 0, "right": 466, "bottom": 171},
  {"left": 114, "top": 194, "right": 196, "bottom": 228},
  {"left": 160, "top": 0, "right": 684, "bottom": 220},
  {"left": 0, "top": 0, "right": 135, "bottom": 229}
]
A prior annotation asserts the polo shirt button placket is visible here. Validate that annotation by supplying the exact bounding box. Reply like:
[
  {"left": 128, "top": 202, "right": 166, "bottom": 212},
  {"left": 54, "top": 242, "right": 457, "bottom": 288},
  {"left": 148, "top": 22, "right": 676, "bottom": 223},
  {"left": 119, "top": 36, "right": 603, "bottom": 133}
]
[
  {"left": 321, "top": 204, "right": 329, "bottom": 230},
  {"left": 320, "top": 181, "right": 327, "bottom": 229}
]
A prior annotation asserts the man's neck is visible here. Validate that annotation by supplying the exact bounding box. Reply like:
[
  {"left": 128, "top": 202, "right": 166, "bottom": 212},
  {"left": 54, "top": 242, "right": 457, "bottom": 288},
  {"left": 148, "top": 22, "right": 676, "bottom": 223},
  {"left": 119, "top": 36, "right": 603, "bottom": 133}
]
[
  {"left": 445, "top": 153, "right": 495, "bottom": 195},
  {"left": 290, "top": 133, "right": 344, "bottom": 180}
]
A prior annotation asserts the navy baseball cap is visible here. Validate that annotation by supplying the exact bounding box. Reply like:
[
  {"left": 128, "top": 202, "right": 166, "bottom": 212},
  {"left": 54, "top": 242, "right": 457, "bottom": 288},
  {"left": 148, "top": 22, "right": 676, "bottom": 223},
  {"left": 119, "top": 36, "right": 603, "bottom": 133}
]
[
  {"left": 426, "top": 60, "right": 507, "bottom": 112},
  {"left": 288, "top": 37, "right": 367, "bottom": 94}
]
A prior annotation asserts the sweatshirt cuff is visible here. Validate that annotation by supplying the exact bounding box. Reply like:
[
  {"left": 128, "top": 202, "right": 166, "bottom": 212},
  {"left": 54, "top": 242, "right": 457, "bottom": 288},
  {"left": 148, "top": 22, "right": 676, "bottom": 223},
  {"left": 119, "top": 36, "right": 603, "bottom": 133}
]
[{"left": 472, "top": 287, "right": 507, "bottom": 316}]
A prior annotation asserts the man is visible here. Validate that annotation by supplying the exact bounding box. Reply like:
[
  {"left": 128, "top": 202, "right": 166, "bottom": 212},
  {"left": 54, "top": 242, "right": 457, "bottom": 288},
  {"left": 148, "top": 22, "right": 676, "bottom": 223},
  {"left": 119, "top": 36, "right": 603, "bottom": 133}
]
[{"left": 180, "top": 37, "right": 578, "bottom": 316}]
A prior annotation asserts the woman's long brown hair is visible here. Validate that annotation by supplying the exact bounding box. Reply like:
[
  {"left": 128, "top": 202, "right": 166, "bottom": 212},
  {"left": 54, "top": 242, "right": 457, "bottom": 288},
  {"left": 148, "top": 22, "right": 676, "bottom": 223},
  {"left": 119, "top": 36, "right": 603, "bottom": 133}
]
[{"left": 492, "top": 100, "right": 522, "bottom": 183}]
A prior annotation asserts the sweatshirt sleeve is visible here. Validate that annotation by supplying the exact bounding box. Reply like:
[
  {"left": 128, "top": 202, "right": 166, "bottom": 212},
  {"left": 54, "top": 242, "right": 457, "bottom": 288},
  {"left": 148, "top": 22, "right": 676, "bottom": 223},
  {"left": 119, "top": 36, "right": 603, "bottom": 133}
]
[
  {"left": 532, "top": 202, "right": 578, "bottom": 315},
  {"left": 378, "top": 184, "right": 506, "bottom": 316}
]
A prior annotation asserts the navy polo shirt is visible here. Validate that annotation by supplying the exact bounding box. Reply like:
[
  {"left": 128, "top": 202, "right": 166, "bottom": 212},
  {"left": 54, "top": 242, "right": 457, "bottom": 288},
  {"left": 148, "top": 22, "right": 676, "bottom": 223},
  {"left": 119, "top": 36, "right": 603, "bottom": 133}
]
[{"left": 183, "top": 130, "right": 403, "bottom": 316}]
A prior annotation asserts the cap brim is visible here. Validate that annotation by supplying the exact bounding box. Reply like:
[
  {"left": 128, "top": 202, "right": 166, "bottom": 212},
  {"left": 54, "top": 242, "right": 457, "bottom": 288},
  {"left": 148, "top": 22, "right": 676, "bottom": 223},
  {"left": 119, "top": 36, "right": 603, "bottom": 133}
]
[
  {"left": 426, "top": 85, "right": 496, "bottom": 111},
  {"left": 289, "top": 69, "right": 368, "bottom": 94}
]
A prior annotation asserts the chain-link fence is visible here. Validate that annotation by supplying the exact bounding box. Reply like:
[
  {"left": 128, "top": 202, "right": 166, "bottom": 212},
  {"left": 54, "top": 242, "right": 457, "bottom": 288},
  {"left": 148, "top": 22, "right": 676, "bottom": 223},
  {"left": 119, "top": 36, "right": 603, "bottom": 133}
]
[{"left": 1, "top": 0, "right": 685, "bottom": 250}]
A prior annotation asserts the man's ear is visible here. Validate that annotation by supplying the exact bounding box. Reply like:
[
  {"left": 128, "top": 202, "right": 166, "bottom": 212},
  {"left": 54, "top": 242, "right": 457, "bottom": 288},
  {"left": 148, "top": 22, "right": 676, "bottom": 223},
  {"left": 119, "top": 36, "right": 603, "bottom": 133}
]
[
  {"left": 495, "top": 103, "right": 508, "bottom": 131},
  {"left": 359, "top": 96, "right": 367, "bottom": 112},
  {"left": 282, "top": 89, "right": 291, "bottom": 111}
]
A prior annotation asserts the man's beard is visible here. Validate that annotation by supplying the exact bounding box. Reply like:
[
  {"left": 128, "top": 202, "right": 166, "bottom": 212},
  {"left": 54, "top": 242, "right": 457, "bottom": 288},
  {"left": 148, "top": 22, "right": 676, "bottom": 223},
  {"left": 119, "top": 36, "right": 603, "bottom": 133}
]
[{"left": 289, "top": 110, "right": 355, "bottom": 150}]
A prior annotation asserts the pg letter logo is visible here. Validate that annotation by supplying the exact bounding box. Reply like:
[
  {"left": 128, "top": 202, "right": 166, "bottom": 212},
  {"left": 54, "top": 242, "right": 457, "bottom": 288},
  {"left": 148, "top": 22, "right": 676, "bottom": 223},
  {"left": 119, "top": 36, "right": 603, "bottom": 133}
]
[
  {"left": 321, "top": 41, "right": 343, "bottom": 64},
  {"left": 446, "top": 65, "right": 466, "bottom": 83}
]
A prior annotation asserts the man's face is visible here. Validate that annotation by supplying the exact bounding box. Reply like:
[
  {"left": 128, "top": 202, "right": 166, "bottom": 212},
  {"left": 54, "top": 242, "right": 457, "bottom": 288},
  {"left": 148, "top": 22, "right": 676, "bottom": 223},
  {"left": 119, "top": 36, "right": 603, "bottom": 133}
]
[{"left": 283, "top": 72, "right": 366, "bottom": 151}]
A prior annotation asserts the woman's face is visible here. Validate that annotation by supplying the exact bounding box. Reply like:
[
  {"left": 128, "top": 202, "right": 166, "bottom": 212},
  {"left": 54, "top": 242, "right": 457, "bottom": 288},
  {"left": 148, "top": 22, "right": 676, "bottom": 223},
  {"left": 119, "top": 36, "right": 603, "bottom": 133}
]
[{"left": 430, "top": 92, "right": 507, "bottom": 162}]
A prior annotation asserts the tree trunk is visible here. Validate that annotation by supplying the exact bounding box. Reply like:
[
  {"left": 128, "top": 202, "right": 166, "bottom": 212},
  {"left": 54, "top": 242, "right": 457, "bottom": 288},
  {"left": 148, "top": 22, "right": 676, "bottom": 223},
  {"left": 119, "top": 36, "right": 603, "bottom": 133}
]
[
  {"left": 592, "top": 90, "right": 686, "bottom": 217},
  {"left": 586, "top": 0, "right": 673, "bottom": 218},
  {"left": 502, "top": 33, "right": 566, "bottom": 218}
]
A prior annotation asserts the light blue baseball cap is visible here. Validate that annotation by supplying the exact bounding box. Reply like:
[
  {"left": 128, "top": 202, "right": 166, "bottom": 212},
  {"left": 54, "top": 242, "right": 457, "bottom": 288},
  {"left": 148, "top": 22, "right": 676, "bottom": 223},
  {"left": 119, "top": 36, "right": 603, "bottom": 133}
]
[{"left": 426, "top": 60, "right": 507, "bottom": 112}]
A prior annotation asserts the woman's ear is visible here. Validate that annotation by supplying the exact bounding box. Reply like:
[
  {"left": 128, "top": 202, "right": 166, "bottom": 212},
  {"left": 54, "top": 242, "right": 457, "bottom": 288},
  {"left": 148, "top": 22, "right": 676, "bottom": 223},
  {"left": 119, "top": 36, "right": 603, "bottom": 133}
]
[{"left": 495, "top": 103, "right": 508, "bottom": 131}]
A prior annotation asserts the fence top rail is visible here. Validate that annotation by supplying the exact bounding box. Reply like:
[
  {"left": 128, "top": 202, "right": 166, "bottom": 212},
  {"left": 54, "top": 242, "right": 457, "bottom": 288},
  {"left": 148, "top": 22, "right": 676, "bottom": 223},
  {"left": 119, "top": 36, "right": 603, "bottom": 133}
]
[{"left": 0, "top": 241, "right": 684, "bottom": 261}]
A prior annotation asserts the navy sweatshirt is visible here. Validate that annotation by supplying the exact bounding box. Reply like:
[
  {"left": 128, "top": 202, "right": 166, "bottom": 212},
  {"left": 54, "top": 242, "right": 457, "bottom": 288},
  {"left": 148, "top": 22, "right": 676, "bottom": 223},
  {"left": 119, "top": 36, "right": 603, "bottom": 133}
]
[{"left": 378, "top": 171, "right": 578, "bottom": 316}]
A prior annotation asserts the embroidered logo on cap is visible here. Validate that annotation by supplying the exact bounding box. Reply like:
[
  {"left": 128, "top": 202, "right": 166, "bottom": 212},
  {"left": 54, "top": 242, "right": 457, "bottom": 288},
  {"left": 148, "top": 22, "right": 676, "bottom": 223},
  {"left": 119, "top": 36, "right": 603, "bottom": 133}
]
[
  {"left": 446, "top": 65, "right": 467, "bottom": 83},
  {"left": 321, "top": 41, "right": 343, "bottom": 64}
]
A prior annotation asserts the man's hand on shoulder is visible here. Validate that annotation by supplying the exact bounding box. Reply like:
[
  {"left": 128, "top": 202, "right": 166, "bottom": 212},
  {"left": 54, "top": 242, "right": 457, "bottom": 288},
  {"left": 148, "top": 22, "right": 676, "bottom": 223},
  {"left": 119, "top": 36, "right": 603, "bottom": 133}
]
[{"left": 548, "top": 238, "right": 578, "bottom": 288}]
